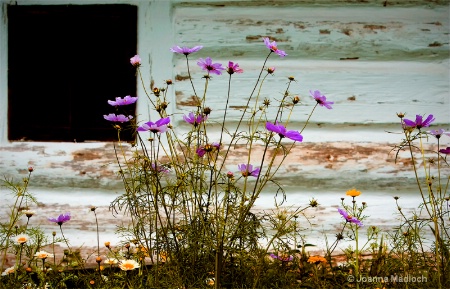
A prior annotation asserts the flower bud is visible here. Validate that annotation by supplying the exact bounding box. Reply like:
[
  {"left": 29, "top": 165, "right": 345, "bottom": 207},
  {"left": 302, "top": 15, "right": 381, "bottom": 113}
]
[
  {"left": 203, "top": 107, "right": 212, "bottom": 116},
  {"left": 104, "top": 242, "right": 110, "bottom": 248}
]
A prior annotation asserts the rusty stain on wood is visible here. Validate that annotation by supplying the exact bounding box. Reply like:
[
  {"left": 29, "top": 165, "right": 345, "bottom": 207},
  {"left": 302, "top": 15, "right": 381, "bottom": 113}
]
[
  {"left": 175, "top": 74, "right": 190, "bottom": 81},
  {"left": 177, "top": 94, "right": 200, "bottom": 107}
]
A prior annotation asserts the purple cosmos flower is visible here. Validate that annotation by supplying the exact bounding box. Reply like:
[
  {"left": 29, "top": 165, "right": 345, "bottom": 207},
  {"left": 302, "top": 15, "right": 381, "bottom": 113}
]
[
  {"left": 269, "top": 253, "right": 293, "bottom": 262},
  {"left": 439, "top": 147, "right": 450, "bottom": 154},
  {"left": 338, "top": 208, "right": 363, "bottom": 227},
  {"left": 196, "top": 143, "right": 220, "bottom": 157},
  {"left": 263, "top": 37, "right": 287, "bottom": 57},
  {"left": 170, "top": 45, "right": 203, "bottom": 55},
  {"left": 310, "top": 90, "right": 334, "bottom": 109},
  {"left": 238, "top": 164, "right": 260, "bottom": 178},
  {"left": 130, "top": 55, "right": 141, "bottom": 66},
  {"left": 107, "top": 95, "right": 138, "bottom": 106},
  {"left": 137, "top": 117, "right": 170, "bottom": 133},
  {"left": 103, "top": 113, "right": 133, "bottom": 123},
  {"left": 403, "top": 114, "right": 435, "bottom": 129},
  {"left": 428, "top": 129, "right": 450, "bottom": 139},
  {"left": 266, "top": 121, "right": 303, "bottom": 142},
  {"left": 183, "top": 112, "right": 207, "bottom": 126},
  {"left": 197, "top": 57, "right": 224, "bottom": 75},
  {"left": 48, "top": 213, "right": 71, "bottom": 226},
  {"left": 226, "top": 61, "right": 243, "bottom": 75}
]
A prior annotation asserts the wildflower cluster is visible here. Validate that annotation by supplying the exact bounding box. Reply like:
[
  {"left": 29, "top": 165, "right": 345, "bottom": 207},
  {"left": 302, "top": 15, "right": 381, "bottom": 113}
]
[
  {"left": 2, "top": 34, "right": 448, "bottom": 289},
  {"left": 101, "top": 37, "right": 334, "bottom": 288}
]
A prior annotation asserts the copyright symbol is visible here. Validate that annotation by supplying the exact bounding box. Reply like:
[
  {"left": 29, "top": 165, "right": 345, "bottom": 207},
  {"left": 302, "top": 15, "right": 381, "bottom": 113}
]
[{"left": 347, "top": 275, "right": 355, "bottom": 282}]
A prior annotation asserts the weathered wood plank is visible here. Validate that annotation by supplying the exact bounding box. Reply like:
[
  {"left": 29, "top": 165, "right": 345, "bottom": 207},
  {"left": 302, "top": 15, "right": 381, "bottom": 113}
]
[
  {"left": 173, "top": 59, "right": 450, "bottom": 125},
  {"left": 172, "top": 5, "right": 449, "bottom": 61}
]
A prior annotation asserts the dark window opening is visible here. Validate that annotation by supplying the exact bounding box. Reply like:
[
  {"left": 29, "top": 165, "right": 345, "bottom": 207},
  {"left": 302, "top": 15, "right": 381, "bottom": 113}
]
[{"left": 8, "top": 4, "right": 137, "bottom": 141}]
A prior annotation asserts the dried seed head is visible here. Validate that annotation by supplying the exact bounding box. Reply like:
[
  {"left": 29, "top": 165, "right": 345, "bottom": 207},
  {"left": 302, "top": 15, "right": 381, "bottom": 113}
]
[{"left": 309, "top": 198, "right": 319, "bottom": 208}]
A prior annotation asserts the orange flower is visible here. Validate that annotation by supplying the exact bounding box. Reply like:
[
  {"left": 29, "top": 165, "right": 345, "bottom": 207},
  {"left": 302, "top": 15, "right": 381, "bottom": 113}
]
[
  {"left": 346, "top": 188, "right": 361, "bottom": 197},
  {"left": 307, "top": 256, "right": 327, "bottom": 264},
  {"left": 160, "top": 251, "right": 167, "bottom": 262}
]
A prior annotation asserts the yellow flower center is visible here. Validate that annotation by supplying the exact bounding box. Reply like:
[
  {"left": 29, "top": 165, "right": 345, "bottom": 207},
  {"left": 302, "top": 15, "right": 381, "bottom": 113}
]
[
  {"left": 271, "top": 45, "right": 278, "bottom": 51},
  {"left": 123, "top": 263, "right": 135, "bottom": 270},
  {"left": 17, "top": 237, "right": 27, "bottom": 243},
  {"left": 38, "top": 253, "right": 48, "bottom": 259}
]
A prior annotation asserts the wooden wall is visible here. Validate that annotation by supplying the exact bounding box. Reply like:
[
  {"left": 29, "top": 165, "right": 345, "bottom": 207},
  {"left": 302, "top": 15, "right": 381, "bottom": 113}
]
[{"left": 0, "top": 0, "right": 448, "bottom": 191}]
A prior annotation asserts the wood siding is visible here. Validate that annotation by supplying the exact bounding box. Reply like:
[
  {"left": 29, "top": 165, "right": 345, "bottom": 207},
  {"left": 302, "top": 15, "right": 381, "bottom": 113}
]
[{"left": 0, "top": 0, "right": 448, "bottom": 190}]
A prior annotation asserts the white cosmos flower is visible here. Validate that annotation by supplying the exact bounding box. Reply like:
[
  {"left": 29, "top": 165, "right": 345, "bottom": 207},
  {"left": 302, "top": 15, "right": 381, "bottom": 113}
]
[{"left": 119, "top": 259, "right": 140, "bottom": 271}]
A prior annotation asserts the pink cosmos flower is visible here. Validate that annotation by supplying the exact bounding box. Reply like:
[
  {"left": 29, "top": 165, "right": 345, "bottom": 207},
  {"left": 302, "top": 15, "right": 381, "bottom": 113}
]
[
  {"left": 310, "top": 90, "right": 334, "bottom": 109},
  {"left": 183, "top": 112, "right": 207, "bottom": 126},
  {"left": 137, "top": 117, "right": 170, "bottom": 133},
  {"left": 130, "top": 55, "right": 141, "bottom": 66},
  {"left": 107, "top": 95, "right": 138, "bottom": 106},
  {"left": 266, "top": 121, "right": 303, "bottom": 142},
  {"left": 403, "top": 114, "right": 435, "bottom": 129},
  {"left": 48, "top": 213, "right": 71, "bottom": 226},
  {"left": 226, "top": 61, "right": 243, "bottom": 74},
  {"left": 170, "top": 45, "right": 203, "bottom": 55},
  {"left": 263, "top": 37, "right": 287, "bottom": 57},
  {"left": 338, "top": 208, "right": 363, "bottom": 227},
  {"left": 428, "top": 129, "right": 450, "bottom": 139},
  {"left": 439, "top": 147, "right": 450, "bottom": 154},
  {"left": 238, "top": 164, "right": 260, "bottom": 178},
  {"left": 196, "top": 143, "right": 220, "bottom": 157},
  {"left": 104, "top": 113, "right": 133, "bottom": 123},
  {"left": 197, "top": 57, "right": 224, "bottom": 75}
]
